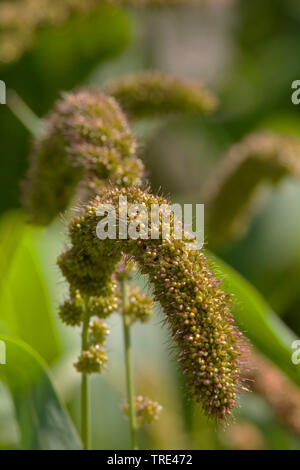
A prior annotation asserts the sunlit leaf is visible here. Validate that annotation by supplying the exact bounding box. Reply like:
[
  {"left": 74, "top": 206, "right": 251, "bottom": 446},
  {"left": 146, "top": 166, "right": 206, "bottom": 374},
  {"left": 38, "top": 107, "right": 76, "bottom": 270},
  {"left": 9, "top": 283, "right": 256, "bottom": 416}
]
[
  {"left": 0, "top": 211, "right": 24, "bottom": 292},
  {"left": 0, "top": 211, "right": 60, "bottom": 363},
  {"left": 0, "top": 335, "right": 80, "bottom": 450}
]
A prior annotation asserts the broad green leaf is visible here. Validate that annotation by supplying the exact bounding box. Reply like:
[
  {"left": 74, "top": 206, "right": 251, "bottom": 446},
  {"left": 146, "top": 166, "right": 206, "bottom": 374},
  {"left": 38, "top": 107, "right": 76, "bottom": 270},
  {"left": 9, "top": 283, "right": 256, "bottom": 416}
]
[
  {"left": 0, "top": 335, "right": 80, "bottom": 450},
  {"left": 207, "top": 252, "right": 300, "bottom": 387},
  {"left": 0, "top": 211, "right": 60, "bottom": 363},
  {"left": 0, "top": 211, "right": 24, "bottom": 292}
]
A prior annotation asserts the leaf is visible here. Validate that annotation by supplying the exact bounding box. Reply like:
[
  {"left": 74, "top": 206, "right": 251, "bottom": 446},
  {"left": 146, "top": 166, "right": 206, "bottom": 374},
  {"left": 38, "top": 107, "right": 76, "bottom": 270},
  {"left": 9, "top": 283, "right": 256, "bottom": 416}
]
[
  {"left": 0, "top": 211, "right": 24, "bottom": 292},
  {"left": 0, "top": 211, "right": 60, "bottom": 364},
  {"left": 207, "top": 251, "right": 300, "bottom": 387},
  {"left": 0, "top": 335, "right": 81, "bottom": 450}
]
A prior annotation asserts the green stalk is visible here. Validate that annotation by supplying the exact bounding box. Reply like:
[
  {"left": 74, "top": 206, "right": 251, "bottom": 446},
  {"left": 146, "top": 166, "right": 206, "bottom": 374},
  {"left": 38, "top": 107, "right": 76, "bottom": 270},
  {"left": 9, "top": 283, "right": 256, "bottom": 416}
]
[
  {"left": 121, "top": 278, "right": 138, "bottom": 450},
  {"left": 7, "top": 89, "right": 43, "bottom": 138},
  {"left": 81, "top": 311, "right": 90, "bottom": 450}
]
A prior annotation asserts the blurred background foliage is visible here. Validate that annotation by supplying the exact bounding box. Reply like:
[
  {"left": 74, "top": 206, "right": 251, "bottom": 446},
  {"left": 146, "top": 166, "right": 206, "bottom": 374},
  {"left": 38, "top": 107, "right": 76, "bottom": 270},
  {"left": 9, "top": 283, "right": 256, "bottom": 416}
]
[{"left": 1, "top": 0, "right": 300, "bottom": 450}]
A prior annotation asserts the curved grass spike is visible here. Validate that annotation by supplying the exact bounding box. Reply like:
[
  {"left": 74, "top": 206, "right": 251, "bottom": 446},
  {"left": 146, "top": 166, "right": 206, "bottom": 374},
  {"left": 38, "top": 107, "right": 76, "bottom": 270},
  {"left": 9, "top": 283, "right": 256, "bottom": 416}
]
[
  {"left": 23, "top": 89, "right": 144, "bottom": 225},
  {"left": 58, "top": 186, "right": 245, "bottom": 420},
  {"left": 204, "top": 132, "right": 300, "bottom": 247},
  {"left": 104, "top": 71, "right": 218, "bottom": 119}
]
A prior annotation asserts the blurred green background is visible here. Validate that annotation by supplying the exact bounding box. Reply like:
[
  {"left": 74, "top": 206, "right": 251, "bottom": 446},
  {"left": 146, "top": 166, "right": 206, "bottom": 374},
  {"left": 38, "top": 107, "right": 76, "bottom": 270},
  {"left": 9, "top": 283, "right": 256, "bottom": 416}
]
[{"left": 1, "top": 0, "right": 300, "bottom": 450}]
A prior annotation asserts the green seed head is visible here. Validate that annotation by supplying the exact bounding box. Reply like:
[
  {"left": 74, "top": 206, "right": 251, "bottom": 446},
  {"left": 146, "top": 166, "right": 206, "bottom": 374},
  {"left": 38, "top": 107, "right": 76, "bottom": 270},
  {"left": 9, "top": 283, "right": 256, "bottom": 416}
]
[
  {"left": 75, "top": 345, "right": 107, "bottom": 374},
  {"left": 23, "top": 89, "right": 144, "bottom": 225},
  {"left": 88, "top": 319, "right": 109, "bottom": 346},
  {"left": 204, "top": 132, "right": 300, "bottom": 246},
  {"left": 124, "top": 286, "right": 153, "bottom": 325},
  {"left": 105, "top": 71, "right": 218, "bottom": 119},
  {"left": 58, "top": 298, "right": 83, "bottom": 327},
  {"left": 122, "top": 395, "right": 163, "bottom": 428}
]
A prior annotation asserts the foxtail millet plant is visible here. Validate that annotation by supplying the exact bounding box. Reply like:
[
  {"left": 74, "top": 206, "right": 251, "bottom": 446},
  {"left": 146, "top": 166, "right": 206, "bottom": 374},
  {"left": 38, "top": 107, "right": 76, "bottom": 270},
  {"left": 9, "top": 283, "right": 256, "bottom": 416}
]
[
  {"left": 204, "top": 132, "right": 300, "bottom": 247},
  {"left": 23, "top": 85, "right": 245, "bottom": 448}
]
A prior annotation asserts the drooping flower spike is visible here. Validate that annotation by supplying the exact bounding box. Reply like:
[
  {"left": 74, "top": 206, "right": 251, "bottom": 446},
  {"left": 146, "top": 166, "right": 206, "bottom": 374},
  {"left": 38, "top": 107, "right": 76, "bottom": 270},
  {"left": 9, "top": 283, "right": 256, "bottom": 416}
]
[
  {"left": 23, "top": 90, "right": 144, "bottom": 225},
  {"left": 204, "top": 132, "right": 300, "bottom": 247},
  {"left": 105, "top": 71, "right": 218, "bottom": 119},
  {"left": 58, "top": 186, "right": 245, "bottom": 420}
]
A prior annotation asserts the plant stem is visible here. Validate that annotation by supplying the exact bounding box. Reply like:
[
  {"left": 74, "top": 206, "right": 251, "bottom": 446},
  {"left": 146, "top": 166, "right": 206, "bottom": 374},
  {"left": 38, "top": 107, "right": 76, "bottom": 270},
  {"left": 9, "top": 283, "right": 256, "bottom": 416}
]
[
  {"left": 121, "top": 278, "right": 138, "bottom": 450},
  {"left": 81, "top": 311, "right": 90, "bottom": 450},
  {"left": 7, "top": 89, "right": 43, "bottom": 138}
]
